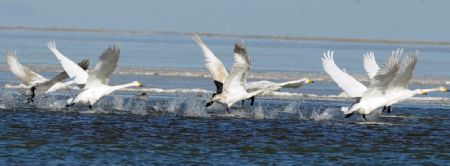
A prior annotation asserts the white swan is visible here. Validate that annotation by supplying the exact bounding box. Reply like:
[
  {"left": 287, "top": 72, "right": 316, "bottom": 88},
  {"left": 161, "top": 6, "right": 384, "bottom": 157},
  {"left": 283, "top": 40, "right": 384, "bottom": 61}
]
[
  {"left": 46, "top": 41, "right": 143, "bottom": 109},
  {"left": 5, "top": 50, "right": 48, "bottom": 88},
  {"left": 5, "top": 50, "right": 89, "bottom": 102},
  {"left": 361, "top": 50, "right": 448, "bottom": 113},
  {"left": 193, "top": 34, "right": 313, "bottom": 106},
  {"left": 207, "top": 43, "right": 277, "bottom": 112},
  {"left": 27, "top": 59, "right": 90, "bottom": 102},
  {"left": 322, "top": 50, "right": 447, "bottom": 119}
]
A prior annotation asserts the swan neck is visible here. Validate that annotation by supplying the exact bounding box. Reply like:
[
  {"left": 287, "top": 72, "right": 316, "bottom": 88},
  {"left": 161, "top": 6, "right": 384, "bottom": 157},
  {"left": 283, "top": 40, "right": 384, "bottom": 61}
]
[
  {"left": 420, "top": 87, "right": 441, "bottom": 93},
  {"left": 112, "top": 82, "right": 137, "bottom": 90}
]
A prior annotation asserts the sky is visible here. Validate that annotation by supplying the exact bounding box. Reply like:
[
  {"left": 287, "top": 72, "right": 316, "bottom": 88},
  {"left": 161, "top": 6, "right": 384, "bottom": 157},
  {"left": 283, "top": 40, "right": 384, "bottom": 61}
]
[{"left": 0, "top": 0, "right": 449, "bottom": 41}]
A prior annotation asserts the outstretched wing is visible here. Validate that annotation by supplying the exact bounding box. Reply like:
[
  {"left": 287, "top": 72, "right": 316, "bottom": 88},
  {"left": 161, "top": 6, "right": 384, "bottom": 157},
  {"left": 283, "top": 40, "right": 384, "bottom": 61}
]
[
  {"left": 5, "top": 50, "right": 47, "bottom": 86},
  {"left": 369, "top": 48, "right": 402, "bottom": 92},
  {"left": 33, "top": 59, "right": 90, "bottom": 93},
  {"left": 192, "top": 34, "right": 228, "bottom": 83},
  {"left": 47, "top": 41, "right": 88, "bottom": 84},
  {"left": 387, "top": 50, "right": 419, "bottom": 90},
  {"left": 322, "top": 50, "right": 367, "bottom": 97},
  {"left": 224, "top": 43, "right": 250, "bottom": 94},
  {"left": 85, "top": 45, "right": 120, "bottom": 88},
  {"left": 363, "top": 51, "right": 380, "bottom": 79}
]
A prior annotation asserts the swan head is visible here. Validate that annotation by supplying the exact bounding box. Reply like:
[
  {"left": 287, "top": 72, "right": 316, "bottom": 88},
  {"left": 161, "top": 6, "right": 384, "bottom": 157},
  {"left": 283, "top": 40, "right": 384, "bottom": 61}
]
[
  {"left": 305, "top": 78, "right": 314, "bottom": 84},
  {"left": 133, "top": 81, "right": 144, "bottom": 87},
  {"left": 418, "top": 89, "right": 427, "bottom": 95},
  {"left": 439, "top": 87, "right": 449, "bottom": 92}
]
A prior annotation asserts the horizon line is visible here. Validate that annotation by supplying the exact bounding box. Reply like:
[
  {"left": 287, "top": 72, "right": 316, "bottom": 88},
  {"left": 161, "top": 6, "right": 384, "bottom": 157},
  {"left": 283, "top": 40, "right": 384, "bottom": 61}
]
[{"left": 0, "top": 25, "right": 449, "bottom": 46}]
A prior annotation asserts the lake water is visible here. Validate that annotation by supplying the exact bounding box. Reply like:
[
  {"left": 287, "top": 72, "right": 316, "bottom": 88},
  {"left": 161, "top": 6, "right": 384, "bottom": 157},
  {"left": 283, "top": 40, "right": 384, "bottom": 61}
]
[{"left": 0, "top": 29, "right": 449, "bottom": 165}]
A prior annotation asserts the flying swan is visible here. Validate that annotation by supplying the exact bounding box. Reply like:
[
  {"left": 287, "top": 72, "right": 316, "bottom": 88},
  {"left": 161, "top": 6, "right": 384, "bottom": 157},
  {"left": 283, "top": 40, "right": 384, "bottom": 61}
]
[
  {"left": 322, "top": 50, "right": 448, "bottom": 119},
  {"left": 47, "top": 41, "right": 143, "bottom": 109},
  {"left": 206, "top": 42, "right": 278, "bottom": 112},
  {"left": 5, "top": 50, "right": 89, "bottom": 102},
  {"left": 193, "top": 34, "right": 313, "bottom": 107},
  {"left": 361, "top": 50, "right": 448, "bottom": 113}
]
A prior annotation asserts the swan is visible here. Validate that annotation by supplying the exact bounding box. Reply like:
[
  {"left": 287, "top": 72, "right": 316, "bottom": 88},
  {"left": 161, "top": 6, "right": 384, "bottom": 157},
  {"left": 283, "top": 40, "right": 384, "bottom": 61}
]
[
  {"left": 46, "top": 41, "right": 143, "bottom": 109},
  {"left": 322, "top": 50, "right": 447, "bottom": 119},
  {"left": 193, "top": 34, "right": 313, "bottom": 107},
  {"left": 5, "top": 50, "right": 89, "bottom": 103},
  {"left": 27, "top": 59, "right": 90, "bottom": 102},
  {"left": 5, "top": 50, "right": 48, "bottom": 88},
  {"left": 206, "top": 43, "right": 278, "bottom": 112},
  {"left": 362, "top": 50, "right": 448, "bottom": 113}
]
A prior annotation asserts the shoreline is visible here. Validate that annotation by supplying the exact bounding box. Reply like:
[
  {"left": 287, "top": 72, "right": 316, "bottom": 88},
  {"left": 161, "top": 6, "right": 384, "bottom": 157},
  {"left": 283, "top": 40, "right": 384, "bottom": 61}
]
[{"left": 1, "top": 25, "right": 450, "bottom": 46}]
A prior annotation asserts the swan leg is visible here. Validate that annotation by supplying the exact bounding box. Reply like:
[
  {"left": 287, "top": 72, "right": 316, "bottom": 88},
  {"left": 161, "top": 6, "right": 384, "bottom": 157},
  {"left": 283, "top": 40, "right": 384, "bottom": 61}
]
[
  {"left": 362, "top": 114, "right": 367, "bottom": 120},
  {"left": 250, "top": 96, "right": 255, "bottom": 106},
  {"left": 387, "top": 106, "right": 392, "bottom": 113},
  {"left": 212, "top": 93, "right": 217, "bottom": 98},
  {"left": 27, "top": 87, "right": 36, "bottom": 103},
  {"left": 241, "top": 100, "right": 245, "bottom": 107},
  {"left": 345, "top": 113, "right": 354, "bottom": 118},
  {"left": 225, "top": 106, "right": 231, "bottom": 113},
  {"left": 88, "top": 105, "right": 93, "bottom": 110},
  {"left": 205, "top": 101, "right": 214, "bottom": 107}
]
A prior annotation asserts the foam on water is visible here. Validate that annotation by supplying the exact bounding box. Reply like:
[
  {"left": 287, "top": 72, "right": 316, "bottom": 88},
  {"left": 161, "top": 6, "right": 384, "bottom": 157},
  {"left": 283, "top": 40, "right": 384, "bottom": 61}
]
[{"left": 1, "top": 84, "right": 448, "bottom": 120}]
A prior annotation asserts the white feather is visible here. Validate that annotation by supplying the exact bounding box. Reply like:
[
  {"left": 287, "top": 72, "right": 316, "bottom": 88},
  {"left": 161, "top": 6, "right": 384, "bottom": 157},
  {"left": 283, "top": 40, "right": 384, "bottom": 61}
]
[
  {"left": 47, "top": 41, "right": 88, "bottom": 85},
  {"left": 322, "top": 50, "right": 367, "bottom": 98}
]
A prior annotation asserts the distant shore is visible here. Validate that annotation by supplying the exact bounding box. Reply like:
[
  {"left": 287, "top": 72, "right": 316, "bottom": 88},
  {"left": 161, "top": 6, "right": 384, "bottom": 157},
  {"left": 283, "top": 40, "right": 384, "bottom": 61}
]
[{"left": 1, "top": 25, "right": 449, "bottom": 46}]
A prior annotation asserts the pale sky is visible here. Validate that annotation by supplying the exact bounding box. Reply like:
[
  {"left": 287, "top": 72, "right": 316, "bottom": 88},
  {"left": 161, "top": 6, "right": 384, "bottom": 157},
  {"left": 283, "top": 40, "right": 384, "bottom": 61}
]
[{"left": 0, "top": 0, "right": 449, "bottom": 41}]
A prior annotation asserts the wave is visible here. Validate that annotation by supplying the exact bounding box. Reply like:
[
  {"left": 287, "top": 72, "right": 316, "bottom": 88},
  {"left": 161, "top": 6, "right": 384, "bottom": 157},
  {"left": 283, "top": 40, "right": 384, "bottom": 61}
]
[{"left": 0, "top": 85, "right": 448, "bottom": 121}]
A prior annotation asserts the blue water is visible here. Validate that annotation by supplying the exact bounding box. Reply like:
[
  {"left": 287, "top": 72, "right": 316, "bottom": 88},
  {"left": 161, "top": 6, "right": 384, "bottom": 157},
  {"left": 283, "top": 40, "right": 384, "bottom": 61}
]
[
  {"left": 0, "top": 29, "right": 449, "bottom": 164},
  {"left": 1, "top": 29, "right": 450, "bottom": 76}
]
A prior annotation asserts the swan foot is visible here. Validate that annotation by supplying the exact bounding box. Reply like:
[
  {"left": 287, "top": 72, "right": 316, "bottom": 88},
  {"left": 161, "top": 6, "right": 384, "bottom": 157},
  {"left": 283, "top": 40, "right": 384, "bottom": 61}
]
[
  {"left": 205, "top": 101, "right": 214, "bottom": 107},
  {"left": 27, "top": 98, "right": 34, "bottom": 104},
  {"left": 345, "top": 112, "right": 354, "bottom": 118},
  {"left": 65, "top": 103, "right": 75, "bottom": 109}
]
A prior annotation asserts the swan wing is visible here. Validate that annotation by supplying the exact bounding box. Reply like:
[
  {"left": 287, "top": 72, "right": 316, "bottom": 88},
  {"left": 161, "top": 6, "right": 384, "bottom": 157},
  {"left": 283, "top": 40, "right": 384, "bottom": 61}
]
[
  {"left": 224, "top": 43, "right": 250, "bottom": 94},
  {"left": 234, "top": 43, "right": 251, "bottom": 85},
  {"left": 85, "top": 45, "right": 120, "bottom": 88},
  {"left": 47, "top": 41, "right": 88, "bottom": 84},
  {"left": 369, "top": 48, "right": 402, "bottom": 91},
  {"left": 322, "top": 50, "right": 367, "bottom": 97},
  {"left": 192, "top": 34, "right": 228, "bottom": 83},
  {"left": 388, "top": 50, "right": 419, "bottom": 90},
  {"left": 5, "top": 50, "right": 47, "bottom": 86},
  {"left": 363, "top": 51, "right": 380, "bottom": 79},
  {"left": 33, "top": 59, "right": 90, "bottom": 92}
]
